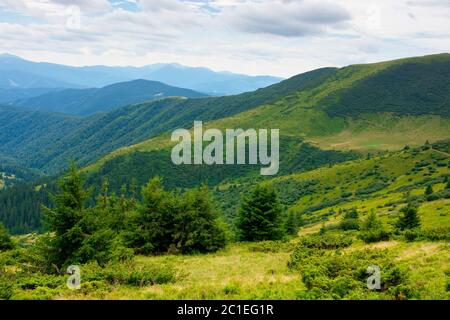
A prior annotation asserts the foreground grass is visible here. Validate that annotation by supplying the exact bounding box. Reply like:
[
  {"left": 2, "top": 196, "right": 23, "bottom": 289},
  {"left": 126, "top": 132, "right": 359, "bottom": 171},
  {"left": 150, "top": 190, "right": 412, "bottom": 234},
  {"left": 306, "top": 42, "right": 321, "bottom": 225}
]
[
  {"left": 54, "top": 243, "right": 303, "bottom": 300},
  {"left": 4, "top": 237, "right": 444, "bottom": 300}
]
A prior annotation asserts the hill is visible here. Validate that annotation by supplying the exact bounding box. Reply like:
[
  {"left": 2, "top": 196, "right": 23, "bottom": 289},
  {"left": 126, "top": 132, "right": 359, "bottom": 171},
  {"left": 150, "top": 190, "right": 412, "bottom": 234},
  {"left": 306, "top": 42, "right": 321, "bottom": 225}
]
[
  {"left": 0, "top": 67, "right": 335, "bottom": 174},
  {"left": 12, "top": 80, "right": 207, "bottom": 116},
  {"left": 0, "top": 54, "right": 282, "bottom": 95},
  {"left": 2, "top": 142, "right": 449, "bottom": 299},
  {"left": 0, "top": 88, "right": 60, "bottom": 104}
]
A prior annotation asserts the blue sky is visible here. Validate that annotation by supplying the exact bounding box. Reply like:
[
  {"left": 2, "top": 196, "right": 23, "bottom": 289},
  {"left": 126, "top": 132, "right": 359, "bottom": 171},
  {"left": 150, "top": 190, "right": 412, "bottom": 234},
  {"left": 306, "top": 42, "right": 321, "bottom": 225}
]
[{"left": 0, "top": 0, "right": 449, "bottom": 77}]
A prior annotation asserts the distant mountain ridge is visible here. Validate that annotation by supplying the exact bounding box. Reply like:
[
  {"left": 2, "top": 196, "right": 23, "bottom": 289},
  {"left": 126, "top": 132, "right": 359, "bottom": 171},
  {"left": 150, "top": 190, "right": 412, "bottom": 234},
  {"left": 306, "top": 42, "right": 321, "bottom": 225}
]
[
  {"left": 12, "top": 79, "right": 207, "bottom": 116},
  {"left": 0, "top": 54, "right": 283, "bottom": 95}
]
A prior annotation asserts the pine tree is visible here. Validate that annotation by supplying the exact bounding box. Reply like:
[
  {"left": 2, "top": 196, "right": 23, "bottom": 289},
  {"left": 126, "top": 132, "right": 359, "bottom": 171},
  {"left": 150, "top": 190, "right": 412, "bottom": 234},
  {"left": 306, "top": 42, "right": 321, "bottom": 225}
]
[
  {"left": 362, "top": 211, "right": 382, "bottom": 231},
  {"left": 237, "top": 184, "right": 284, "bottom": 241},
  {"left": 173, "top": 185, "right": 226, "bottom": 254},
  {"left": 0, "top": 222, "right": 14, "bottom": 251},
  {"left": 42, "top": 162, "right": 90, "bottom": 267},
  {"left": 128, "top": 177, "right": 174, "bottom": 254},
  {"left": 425, "top": 184, "right": 434, "bottom": 195},
  {"left": 396, "top": 205, "right": 421, "bottom": 230}
]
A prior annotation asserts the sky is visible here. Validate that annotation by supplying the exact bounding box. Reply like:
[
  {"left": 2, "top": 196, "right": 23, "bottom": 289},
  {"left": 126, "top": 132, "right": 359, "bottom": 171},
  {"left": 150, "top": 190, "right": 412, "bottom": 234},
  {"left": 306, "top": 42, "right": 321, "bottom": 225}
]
[{"left": 0, "top": 0, "right": 449, "bottom": 77}]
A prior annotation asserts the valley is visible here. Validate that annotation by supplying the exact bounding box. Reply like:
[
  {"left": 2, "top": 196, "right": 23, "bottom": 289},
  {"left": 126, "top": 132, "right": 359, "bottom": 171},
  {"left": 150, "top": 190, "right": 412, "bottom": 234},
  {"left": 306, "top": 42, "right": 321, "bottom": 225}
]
[{"left": 0, "top": 53, "right": 449, "bottom": 301}]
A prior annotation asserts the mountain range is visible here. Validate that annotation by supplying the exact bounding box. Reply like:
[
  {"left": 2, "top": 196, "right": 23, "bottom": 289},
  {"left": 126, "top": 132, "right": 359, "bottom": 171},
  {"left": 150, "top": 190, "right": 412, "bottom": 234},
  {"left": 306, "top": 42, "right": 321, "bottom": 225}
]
[
  {"left": 0, "top": 54, "right": 283, "bottom": 96},
  {"left": 0, "top": 53, "right": 449, "bottom": 233},
  {"left": 11, "top": 79, "right": 207, "bottom": 116}
]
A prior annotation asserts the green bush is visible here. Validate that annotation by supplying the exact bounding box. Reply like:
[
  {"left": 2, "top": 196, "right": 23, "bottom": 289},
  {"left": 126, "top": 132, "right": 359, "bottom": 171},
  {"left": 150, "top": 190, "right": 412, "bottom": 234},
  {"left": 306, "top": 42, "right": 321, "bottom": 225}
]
[
  {"left": 83, "top": 262, "right": 176, "bottom": 287},
  {"left": 359, "top": 229, "right": 391, "bottom": 243},
  {"left": 339, "top": 219, "right": 360, "bottom": 231},
  {"left": 403, "top": 227, "right": 450, "bottom": 242},
  {"left": 288, "top": 233, "right": 414, "bottom": 299},
  {"left": 297, "top": 233, "right": 353, "bottom": 250},
  {"left": 248, "top": 240, "right": 297, "bottom": 253},
  {"left": 0, "top": 223, "right": 14, "bottom": 251}
]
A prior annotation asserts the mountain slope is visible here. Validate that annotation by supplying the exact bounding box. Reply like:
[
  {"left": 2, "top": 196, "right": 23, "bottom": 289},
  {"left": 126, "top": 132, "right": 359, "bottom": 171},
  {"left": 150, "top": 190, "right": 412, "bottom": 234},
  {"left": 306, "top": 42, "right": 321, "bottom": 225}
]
[
  {"left": 0, "top": 67, "right": 335, "bottom": 173},
  {"left": 0, "top": 88, "right": 61, "bottom": 104},
  {"left": 13, "top": 80, "right": 207, "bottom": 116},
  {"left": 0, "top": 54, "right": 283, "bottom": 95}
]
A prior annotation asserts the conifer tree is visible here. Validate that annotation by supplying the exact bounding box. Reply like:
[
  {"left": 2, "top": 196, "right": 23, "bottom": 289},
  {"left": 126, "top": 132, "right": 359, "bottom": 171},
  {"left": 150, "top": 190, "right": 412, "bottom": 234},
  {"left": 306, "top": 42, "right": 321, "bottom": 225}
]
[
  {"left": 129, "top": 177, "right": 174, "bottom": 254},
  {"left": 425, "top": 184, "right": 434, "bottom": 195},
  {"left": 173, "top": 185, "right": 226, "bottom": 254},
  {"left": 0, "top": 222, "right": 14, "bottom": 251},
  {"left": 396, "top": 204, "right": 421, "bottom": 230},
  {"left": 237, "top": 184, "right": 283, "bottom": 241},
  {"left": 42, "top": 162, "right": 90, "bottom": 267}
]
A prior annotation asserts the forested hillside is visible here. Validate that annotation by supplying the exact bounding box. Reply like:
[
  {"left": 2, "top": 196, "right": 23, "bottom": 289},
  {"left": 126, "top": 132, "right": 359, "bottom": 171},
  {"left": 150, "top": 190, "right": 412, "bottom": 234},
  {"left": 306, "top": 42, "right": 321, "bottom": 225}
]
[
  {"left": 0, "top": 67, "right": 336, "bottom": 174},
  {"left": 13, "top": 80, "right": 207, "bottom": 116}
]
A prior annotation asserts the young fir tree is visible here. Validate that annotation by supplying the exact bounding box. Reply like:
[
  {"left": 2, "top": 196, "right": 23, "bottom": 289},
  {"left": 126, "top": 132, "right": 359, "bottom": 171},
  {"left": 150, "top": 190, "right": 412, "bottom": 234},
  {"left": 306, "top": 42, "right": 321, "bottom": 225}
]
[
  {"left": 172, "top": 185, "right": 226, "bottom": 254},
  {"left": 128, "top": 177, "right": 175, "bottom": 254},
  {"left": 0, "top": 222, "right": 14, "bottom": 251},
  {"left": 362, "top": 210, "right": 382, "bottom": 231},
  {"left": 42, "top": 162, "right": 90, "bottom": 267},
  {"left": 425, "top": 184, "right": 434, "bottom": 195},
  {"left": 237, "top": 184, "right": 284, "bottom": 241},
  {"left": 396, "top": 204, "right": 421, "bottom": 230}
]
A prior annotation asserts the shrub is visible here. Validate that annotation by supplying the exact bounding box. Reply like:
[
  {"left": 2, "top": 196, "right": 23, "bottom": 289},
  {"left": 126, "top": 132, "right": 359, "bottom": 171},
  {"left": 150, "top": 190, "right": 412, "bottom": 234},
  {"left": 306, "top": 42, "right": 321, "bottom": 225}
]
[
  {"left": 248, "top": 240, "right": 296, "bottom": 253},
  {"left": 339, "top": 219, "right": 360, "bottom": 231},
  {"left": 83, "top": 261, "right": 176, "bottom": 287},
  {"left": 288, "top": 242, "right": 412, "bottom": 299},
  {"left": 403, "top": 227, "right": 450, "bottom": 242},
  {"left": 298, "top": 233, "right": 353, "bottom": 250},
  {"left": 359, "top": 229, "right": 391, "bottom": 243}
]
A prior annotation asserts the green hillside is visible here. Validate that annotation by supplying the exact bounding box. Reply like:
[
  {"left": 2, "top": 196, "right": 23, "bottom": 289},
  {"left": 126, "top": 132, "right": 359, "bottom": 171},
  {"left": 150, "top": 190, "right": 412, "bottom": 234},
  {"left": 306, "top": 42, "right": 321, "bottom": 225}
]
[
  {"left": 13, "top": 80, "right": 207, "bottom": 116},
  {"left": 84, "top": 54, "right": 450, "bottom": 180},
  {"left": 1, "top": 142, "right": 448, "bottom": 300},
  {"left": 0, "top": 67, "right": 334, "bottom": 174}
]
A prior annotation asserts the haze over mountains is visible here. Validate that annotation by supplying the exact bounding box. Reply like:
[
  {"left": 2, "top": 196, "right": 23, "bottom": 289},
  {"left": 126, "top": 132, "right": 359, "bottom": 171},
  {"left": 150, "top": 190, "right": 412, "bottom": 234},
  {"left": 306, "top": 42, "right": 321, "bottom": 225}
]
[
  {"left": 11, "top": 79, "right": 207, "bottom": 116},
  {"left": 0, "top": 54, "right": 283, "bottom": 96}
]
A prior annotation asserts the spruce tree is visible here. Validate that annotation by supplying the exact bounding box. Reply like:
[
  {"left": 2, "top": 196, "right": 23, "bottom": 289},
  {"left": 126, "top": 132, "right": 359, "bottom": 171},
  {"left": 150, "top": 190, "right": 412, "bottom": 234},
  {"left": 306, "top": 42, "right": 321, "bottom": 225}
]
[
  {"left": 0, "top": 222, "right": 14, "bottom": 251},
  {"left": 129, "top": 177, "right": 174, "bottom": 254},
  {"left": 425, "top": 184, "right": 434, "bottom": 195},
  {"left": 237, "top": 184, "right": 283, "bottom": 241},
  {"left": 42, "top": 162, "right": 90, "bottom": 267},
  {"left": 396, "top": 205, "right": 421, "bottom": 230},
  {"left": 173, "top": 185, "right": 226, "bottom": 254},
  {"left": 362, "top": 211, "right": 382, "bottom": 231}
]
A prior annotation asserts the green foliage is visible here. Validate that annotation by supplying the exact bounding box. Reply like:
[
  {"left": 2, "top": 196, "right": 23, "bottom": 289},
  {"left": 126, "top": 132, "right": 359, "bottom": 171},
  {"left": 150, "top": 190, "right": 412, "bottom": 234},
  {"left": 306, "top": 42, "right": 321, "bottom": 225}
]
[
  {"left": 323, "top": 59, "right": 450, "bottom": 118},
  {"left": 127, "top": 178, "right": 227, "bottom": 255},
  {"left": 172, "top": 186, "right": 227, "bottom": 254},
  {"left": 237, "top": 184, "right": 284, "bottom": 242},
  {"left": 0, "top": 223, "right": 14, "bottom": 251},
  {"left": 425, "top": 184, "right": 434, "bottom": 195},
  {"left": 358, "top": 211, "right": 391, "bottom": 243},
  {"left": 41, "top": 162, "right": 90, "bottom": 268},
  {"left": 0, "top": 67, "right": 335, "bottom": 175},
  {"left": 283, "top": 211, "right": 304, "bottom": 236},
  {"left": 82, "top": 261, "right": 176, "bottom": 286},
  {"left": 396, "top": 205, "right": 421, "bottom": 230},
  {"left": 296, "top": 233, "right": 353, "bottom": 250},
  {"left": 403, "top": 227, "right": 450, "bottom": 242},
  {"left": 40, "top": 163, "right": 131, "bottom": 270},
  {"left": 247, "top": 240, "right": 297, "bottom": 253},
  {"left": 288, "top": 234, "right": 414, "bottom": 299}
]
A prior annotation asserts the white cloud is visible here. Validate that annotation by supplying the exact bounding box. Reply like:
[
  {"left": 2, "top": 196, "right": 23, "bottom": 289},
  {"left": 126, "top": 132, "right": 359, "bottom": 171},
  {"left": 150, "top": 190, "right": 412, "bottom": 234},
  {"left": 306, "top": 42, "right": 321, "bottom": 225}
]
[{"left": 0, "top": 0, "right": 449, "bottom": 77}]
